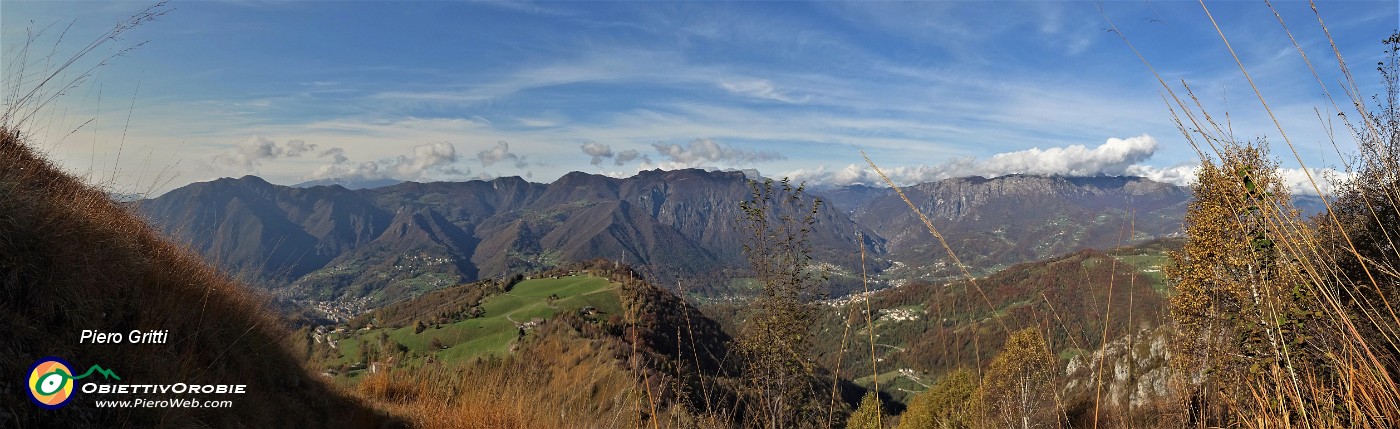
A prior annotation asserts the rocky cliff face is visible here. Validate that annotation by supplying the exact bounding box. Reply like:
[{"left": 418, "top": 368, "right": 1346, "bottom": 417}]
[
  {"left": 843, "top": 175, "right": 1189, "bottom": 278},
  {"left": 1062, "top": 326, "right": 1182, "bottom": 424}
]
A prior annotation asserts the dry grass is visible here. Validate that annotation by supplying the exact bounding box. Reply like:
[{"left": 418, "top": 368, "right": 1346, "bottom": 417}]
[
  {"left": 866, "top": 3, "right": 1400, "bottom": 428},
  {"left": 345, "top": 289, "right": 736, "bottom": 429},
  {"left": 14, "top": 2, "right": 1396, "bottom": 427},
  {"left": 1099, "top": 1, "right": 1400, "bottom": 427},
  {"left": 0, "top": 126, "right": 391, "bottom": 427}
]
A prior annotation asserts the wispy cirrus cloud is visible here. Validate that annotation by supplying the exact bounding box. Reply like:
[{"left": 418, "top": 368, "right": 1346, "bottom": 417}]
[
  {"left": 719, "top": 79, "right": 809, "bottom": 103},
  {"left": 10, "top": 0, "right": 1391, "bottom": 196}
]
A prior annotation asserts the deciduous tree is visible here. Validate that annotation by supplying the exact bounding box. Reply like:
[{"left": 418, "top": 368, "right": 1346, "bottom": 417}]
[
  {"left": 977, "top": 328, "right": 1057, "bottom": 429},
  {"left": 899, "top": 368, "right": 976, "bottom": 429},
  {"left": 1165, "top": 142, "right": 1321, "bottom": 424},
  {"left": 737, "top": 177, "right": 825, "bottom": 428},
  {"left": 846, "top": 391, "right": 884, "bottom": 429}
]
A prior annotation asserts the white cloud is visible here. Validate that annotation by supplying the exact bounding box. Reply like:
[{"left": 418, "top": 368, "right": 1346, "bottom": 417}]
[
  {"left": 476, "top": 141, "right": 529, "bottom": 169},
  {"left": 974, "top": 134, "right": 1157, "bottom": 177},
  {"left": 1278, "top": 168, "right": 1351, "bottom": 196},
  {"left": 208, "top": 136, "right": 320, "bottom": 174},
  {"left": 319, "top": 147, "right": 349, "bottom": 163},
  {"left": 1126, "top": 164, "right": 1196, "bottom": 186},
  {"left": 307, "top": 142, "right": 466, "bottom": 182},
  {"left": 579, "top": 142, "right": 647, "bottom": 167},
  {"left": 395, "top": 142, "right": 462, "bottom": 177},
  {"left": 1126, "top": 164, "right": 1352, "bottom": 196},
  {"left": 308, "top": 160, "right": 385, "bottom": 182},
  {"left": 615, "top": 149, "right": 642, "bottom": 166},
  {"left": 284, "top": 139, "right": 317, "bottom": 157},
  {"left": 650, "top": 138, "right": 784, "bottom": 167},
  {"left": 784, "top": 133, "right": 1353, "bottom": 196},
  {"left": 784, "top": 163, "right": 944, "bottom": 188},
  {"left": 789, "top": 134, "right": 1160, "bottom": 186},
  {"left": 581, "top": 141, "right": 614, "bottom": 166}
]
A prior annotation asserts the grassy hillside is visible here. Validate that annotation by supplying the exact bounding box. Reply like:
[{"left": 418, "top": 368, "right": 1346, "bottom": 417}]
[
  {"left": 0, "top": 129, "right": 390, "bottom": 427},
  {"left": 296, "top": 262, "right": 767, "bottom": 428},
  {"left": 314, "top": 274, "right": 623, "bottom": 375}
]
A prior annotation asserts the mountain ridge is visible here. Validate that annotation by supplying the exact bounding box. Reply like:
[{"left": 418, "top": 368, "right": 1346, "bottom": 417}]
[
  {"left": 140, "top": 169, "right": 880, "bottom": 306},
  {"left": 841, "top": 174, "right": 1189, "bottom": 279},
  {"left": 138, "top": 170, "right": 1193, "bottom": 309}
]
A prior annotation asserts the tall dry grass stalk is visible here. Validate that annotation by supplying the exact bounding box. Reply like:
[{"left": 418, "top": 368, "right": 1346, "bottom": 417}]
[
  {"left": 358, "top": 362, "right": 567, "bottom": 429},
  {"left": 860, "top": 232, "right": 883, "bottom": 428},
  {"left": 1, "top": 3, "right": 395, "bottom": 427},
  {"left": 862, "top": 153, "right": 1078, "bottom": 428},
  {"left": 1104, "top": 1, "right": 1400, "bottom": 427}
]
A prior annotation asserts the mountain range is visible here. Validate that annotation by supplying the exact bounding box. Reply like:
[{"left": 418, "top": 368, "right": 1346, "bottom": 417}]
[
  {"left": 842, "top": 175, "right": 1189, "bottom": 279},
  {"left": 137, "top": 170, "right": 1193, "bottom": 307}
]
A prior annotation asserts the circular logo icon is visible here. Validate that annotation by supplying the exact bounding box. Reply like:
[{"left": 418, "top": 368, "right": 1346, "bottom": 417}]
[{"left": 27, "top": 357, "right": 77, "bottom": 409}]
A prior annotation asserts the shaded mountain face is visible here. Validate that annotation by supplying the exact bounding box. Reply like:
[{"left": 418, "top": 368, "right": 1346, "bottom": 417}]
[
  {"left": 139, "top": 169, "right": 875, "bottom": 304},
  {"left": 833, "top": 175, "right": 1190, "bottom": 279},
  {"left": 136, "top": 176, "right": 393, "bottom": 286}
]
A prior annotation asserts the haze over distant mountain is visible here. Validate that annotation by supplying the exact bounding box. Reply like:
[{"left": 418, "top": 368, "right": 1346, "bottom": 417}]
[
  {"left": 138, "top": 170, "right": 1193, "bottom": 307},
  {"left": 293, "top": 177, "right": 404, "bottom": 189}
]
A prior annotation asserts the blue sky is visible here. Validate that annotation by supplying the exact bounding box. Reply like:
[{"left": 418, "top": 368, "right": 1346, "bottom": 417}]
[{"left": 2, "top": 1, "right": 1396, "bottom": 195}]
